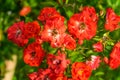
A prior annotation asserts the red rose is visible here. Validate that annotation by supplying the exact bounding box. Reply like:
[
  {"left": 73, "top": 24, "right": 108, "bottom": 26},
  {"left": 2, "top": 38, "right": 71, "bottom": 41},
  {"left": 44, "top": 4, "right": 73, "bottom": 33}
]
[
  {"left": 68, "top": 6, "right": 98, "bottom": 45},
  {"left": 72, "top": 62, "right": 92, "bottom": 80},
  {"left": 86, "top": 55, "right": 101, "bottom": 70},
  {"left": 56, "top": 75, "right": 67, "bottom": 80},
  {"left": 23, "top": 42, "right": 45, "bottom": 67},
  {"left": 109, "top": 58, "right": 120, "bottom": 69},
  {"left": 103, "top": 57, "right": 109, "bottom": 64},
  {"left": 63, "top": 34, "right": 76, "bottom": 50},
  {"left": 93, "top": 42, "right": 103, "bottom": 52},
  {"left": 37, "top": 7, "right": 60, "bottom": 24},
  {"left": 109, "top": 42, "right": 120, "bottom": 69},
  {"left": 7, "top": 21, "right": 28, "bottom": 46},
  {"left": 82, "top": 6, "right": 98, "bottom": 23},
  {"left": 28, "top": 72, "right": 38, "bottom": 80},
  {"left": 28, "top": 69, "right": 51, "bottom": 80},
  {"left": 110, "top": 42, "right": 120, "bottom": 58},
  {"left": 35, "top": 35, "right": 43, "bottom": 44},
  {"left": 24, "top": 21, "right": 41, "bottom": 39},
  {"left": 41, "top": 15, "right": 66, "bottom": 48},
  {"left": 28, "top": 68, "right": 65, "bottom": 80},
  {"left": 105, "top": 8, "right": 120, "bottom": 31},
  {"left": 47, "top": 51, "right": 70, "bottom": 75},
  {"left": 19, "top": 6, "right": 31, "bottom": 16}
]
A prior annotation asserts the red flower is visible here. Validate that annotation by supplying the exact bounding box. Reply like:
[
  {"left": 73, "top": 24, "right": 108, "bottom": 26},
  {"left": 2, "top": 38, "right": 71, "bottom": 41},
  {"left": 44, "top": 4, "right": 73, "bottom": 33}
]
[
  {"left": 82, "top": 6, "right": 98, "bottom": 23},
  {"left": 23, "top": 42, "right": 45, "bottom": 67},
  {"left": 93, "top": 42, "right": 103, "bottom": 52},
  {"left": 19, "top": 6, "right": 31, "bottom": 16},
  {"left": 86, "top": 55, "right": 101, "bottom": 70},
  {"left": 56, "top": 76, "right": 67, "bottom": 80},
  {"left": 28, "top": 72, "right": 38, "bottom": 80},
  {"left": 38, "top": 69, "right": 55, "bottom": 80},
  {"left": 109, "top": 58, "right": 120, "bottom": 69},
  {"left": 35, "top": 35, "right": 43, "bottom": 44},
  {"left": 109, "top": 42, "right": 120, "bottom": 69},
  {"left": 63, "top": 34, "right": 76, "bottom": 50},
  {"left": 103, "top": 57, "right": 109, "bottom": 64},
  {"left": 47, "top": 51, "right": 70, "bottom": 75},
  {"left": 105, "top": 8, "right": 120, "bottom": 31},
  {"left": 68, "top": 7, "right": 98, "bottom": 45},
  {"left": 24, "top": 21, "right": 41, "bottom": 39},
  {"left": 72, "top": 62, "right": 92, "bottom": 80},
  {"left": 28, "top": 69, "right": 51, "bottom": 80},
  {"left": 28, "top": 68, "right": 65, "bottom": 80},
  {"left": 7, "top": 21, "right": 28, "bottom": 46},
  {"left": 37, "top": 7, "right": 60, "bottom": 24},
  {"left": 41, "top": 15, "right": 66, "bottom": 48}
]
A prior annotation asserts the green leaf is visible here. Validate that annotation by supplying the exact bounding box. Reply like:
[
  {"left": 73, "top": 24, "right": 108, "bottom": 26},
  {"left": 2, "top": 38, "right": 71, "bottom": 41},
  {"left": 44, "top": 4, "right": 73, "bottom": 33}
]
[
  {"left": 42, "top": 42, "right": 57, "bottom": 54},
  {"left": 65, "top": 0, "right": 69, "bottom": 4},
  {"left": 109, "top": 29, "right": 120, "bottom": 41},
  {"left": 105, "top": 45, "right": 112, "bottom": 50},
  {"left": 58, "top": 0, "right": 63, "bottom": 5},
  {"left": 25, "top": 17, "right": 33, "bottom": 22},
  {"left": 40, "top": 1, "right": 58, "bottom": 7},
  {"left": 95, "top": 72, "right": 104, "bottom": 76},
  {"left": 66, "top": 10, "right": 73, "bottom": 18},
  {"left": 98, "top": 77, "right": 104, "bottom": 80}
]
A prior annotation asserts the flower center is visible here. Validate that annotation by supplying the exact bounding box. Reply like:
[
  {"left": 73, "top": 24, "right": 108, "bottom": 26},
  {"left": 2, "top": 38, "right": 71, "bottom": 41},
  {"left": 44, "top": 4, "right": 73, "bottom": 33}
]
[
  {"left": 78, "top": 70, "right": 83, "bottom": 76},
  {"left": 44, "top": 75, "right": 50, "bottom": 80},
  {"left": 53, "top": 59, "right": 61, "bottom": 65},
  {"left": 16, "top": 29, "right": 21, "bottom": 38},
  {"left": 31, "top": 51, "right": 36, "bottom": 57},
  {"left": 51, "top": 29, "right": 58, "bottom": 36},
  {"left": 78, "top": 22, "right": 86, "bottom": 30},
  {"left": 48, "top": 13, "right": 52, "bottom": 17}
]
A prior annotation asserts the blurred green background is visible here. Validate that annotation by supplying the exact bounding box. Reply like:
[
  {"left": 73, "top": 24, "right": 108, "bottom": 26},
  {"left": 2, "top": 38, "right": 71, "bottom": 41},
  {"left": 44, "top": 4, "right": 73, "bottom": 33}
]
[{"left": 0, "top": 0, "right": 120, "bottom": 80}]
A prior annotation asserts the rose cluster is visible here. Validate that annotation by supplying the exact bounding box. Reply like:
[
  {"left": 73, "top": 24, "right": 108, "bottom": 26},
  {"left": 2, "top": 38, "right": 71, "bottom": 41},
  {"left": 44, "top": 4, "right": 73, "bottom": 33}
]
[{"left": 7, "top": 6, "right": 120, "bottom": 80}]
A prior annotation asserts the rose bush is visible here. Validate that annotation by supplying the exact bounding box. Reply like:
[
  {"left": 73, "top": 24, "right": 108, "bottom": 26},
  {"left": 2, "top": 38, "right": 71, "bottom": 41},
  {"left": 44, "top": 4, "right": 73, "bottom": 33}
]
[
  {"left": 7, "top": 6, "right": 120, "bottom": 80},
  {"left": 1, "top": 0, "right": 120, "bottom": 80}
]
